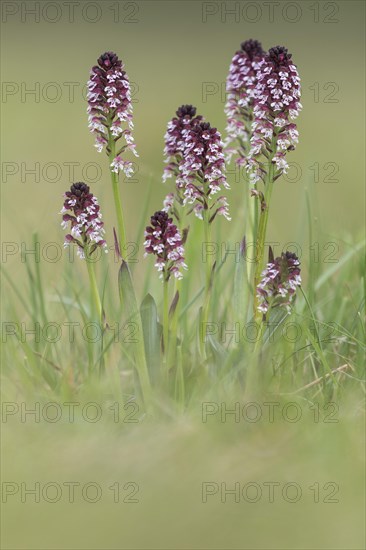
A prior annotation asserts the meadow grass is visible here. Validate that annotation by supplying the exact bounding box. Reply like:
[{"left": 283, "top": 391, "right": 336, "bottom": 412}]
[
  {"left": 1, "top": 192, "right": 364, "bottom": 408},
  {"left": 1, "top": 183, "right": 365, "bottom": 549}
]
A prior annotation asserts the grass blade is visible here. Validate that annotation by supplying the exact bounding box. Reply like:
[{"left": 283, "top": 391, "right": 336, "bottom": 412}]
[
  {"left": 118, "top": 260, "right": 152, "bottom": 408},
  {"left": 140, "top": 293, "right": 161, "bottom": 385}
]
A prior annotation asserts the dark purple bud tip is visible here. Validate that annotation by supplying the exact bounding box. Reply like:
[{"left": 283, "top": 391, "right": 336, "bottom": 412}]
[
  {"left": 176, "top": 105, "right": 197, "bottom": 118},
  {"left": 97, "top": 51, "right": 122, "bottom": 71},
  {"left": 69, "top": 182, "right": 90, "bottom": 197},
  {"left": 149, "top": 210, "right": 171, "bottom": 230},
  {"left": 240, "top": 39, "right": 264, "bottom": 59},
  {"left": 189, "top": 121, "right": 213, "bottom": 139},
  {"left": 200, "top": 122, "right": 212, "bottom": 131},
  {"left": 268, "top": 46, "right": 292, "bottom": 65},
  {"left": 284, "top": 251, "right": 298, "bottom": 262}
]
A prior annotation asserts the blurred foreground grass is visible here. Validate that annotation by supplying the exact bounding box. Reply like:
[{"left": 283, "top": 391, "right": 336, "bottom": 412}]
[{"left": 2, "top": 394, "right": 365, "bottom": 549}]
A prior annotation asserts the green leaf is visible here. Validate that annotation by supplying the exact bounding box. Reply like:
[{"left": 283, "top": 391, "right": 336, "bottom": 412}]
[
  {"left": 167, "top": 290, "right": 180, "bottom": 370},
  {"left": 140, "top": 293, "right": 161, "bottom": 385},
  {"left": 169, "top": 290, "right": 179, "bottom": 319},
  {"left": 206, "top": 334, "right": 229, "bottom": 372},
  {"left": 118, "top": 261, "right": 151, "bottom": 406},
  {"left": 233, "top": 236, "right": 249, "bottom": 322},
  {"left": 262, "top": 308, "right": 289, "bottom": 346}
]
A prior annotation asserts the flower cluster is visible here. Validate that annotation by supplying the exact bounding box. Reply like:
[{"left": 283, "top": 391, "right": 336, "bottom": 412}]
[
  {"left": 225, "top": 39, "right": 265, "bottom": 160},
  {"left": 61, "top": 182, "right": 107, "bottom": 259},
  {"left": 179, "top": 121, "right": 231, "bottom": 221},
  {"left": 144, "top": 211, "right": 187, "bottom": 280},
  {"left": 256, "top": 251, "right": 301, "bottom": 314},
  {"left": 162, "top": 107, "right": 230, "bottom": 222},
  {"left": 248, "top": 46, "right": 302, "bottom": 183},
  {"left": 162, "top": 104, "right": 203, "bottom": 217},
  {"left": 87, "top": 51, "right": 138, "bottom": 177},
  {"left": 163, "top": 104, "right": 203, "bottom": 182}
]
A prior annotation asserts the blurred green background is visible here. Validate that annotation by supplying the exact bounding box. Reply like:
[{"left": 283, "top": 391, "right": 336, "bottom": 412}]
[
  {"left": 1, "top": 1, "right": 365, "bottom": 548},
  {"left": 1, "top": 0, "right": 365, "bottom": 266}
]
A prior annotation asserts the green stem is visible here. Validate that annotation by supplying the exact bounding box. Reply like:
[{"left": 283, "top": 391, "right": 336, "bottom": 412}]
[
  {"left": 167, "top": 201, "right": 185, "bottom": 370},
  {"left": 85, "top": 254, "right": 102, "bottom": 322},
  {"left": 253, "top": 134, "right": 278, "bottom": 324},
  {"left": 108, "top": 134, "right": 127, "bottom": 254},
  {"left": 177, "top": 204, "right": 189, "bottom": 338},
  {"left": 200, "top": 201, "right": 212, "bottom": 356},
  {"left": 167, "top": 277, "right": 180, "bottom": 370},
  {"left": 238, "top": 115, "right": 257, "bottom": 321},
  {"left": 246, "top": 185, "right": 258, "bottom": 293},
  {"left": 203, "top": 210, "right": 212, "bottom": 294},
  {"left": 163, "top": 277, "right": 169, "bottom": 369}
]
